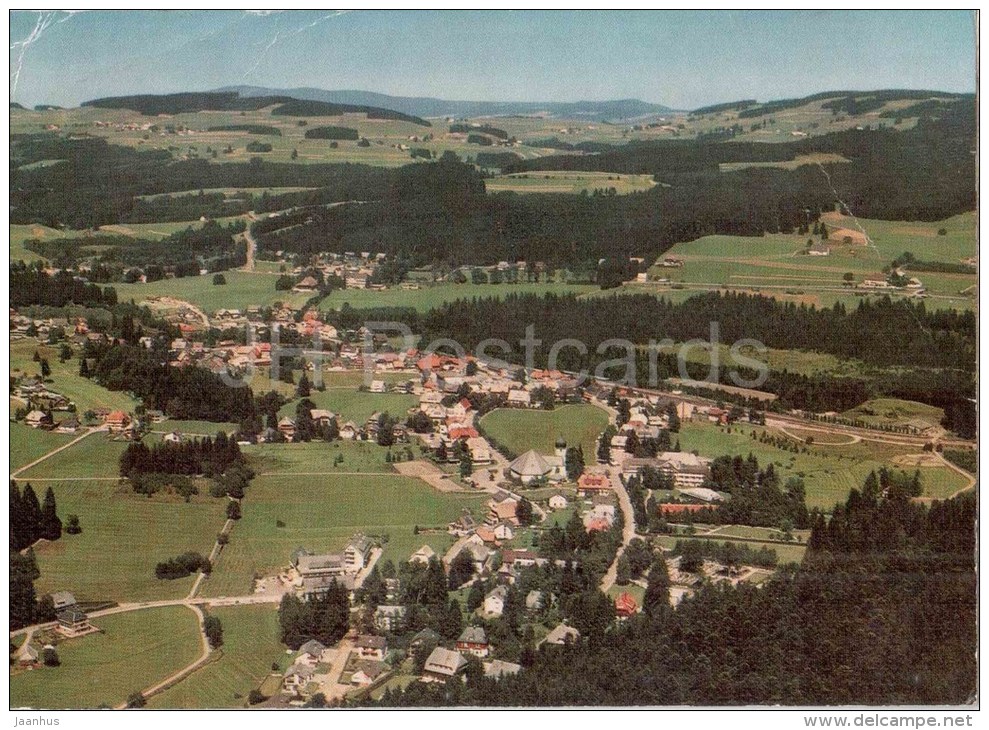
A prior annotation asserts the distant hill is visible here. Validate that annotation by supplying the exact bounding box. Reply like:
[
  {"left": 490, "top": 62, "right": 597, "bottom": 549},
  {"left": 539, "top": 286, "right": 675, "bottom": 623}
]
[
  {"left": 690, "top": 89, "right": 973, "bottom": 117},
  {"left": 80, "top": 91, "right": 431, "bottom": 126},
  {"left": 217, "top": 85, "right": 676, "bottom": 119}
]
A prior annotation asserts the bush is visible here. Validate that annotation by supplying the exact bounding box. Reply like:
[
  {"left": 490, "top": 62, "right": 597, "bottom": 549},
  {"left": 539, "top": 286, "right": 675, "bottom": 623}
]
[
  {"left": 213, "top": 274, "right": 227, "bottom": 285},
  {"left": 248, "top": 689, "right": 267, "bottom": 705},
  {"left": 65, "top": 515, "right": 82, "bottom": 534},
  {"left": 42, "top": 647, "right": 60, "bottom": 667},
  {"left": 126, "top": 692, "right": 146, "bottom": 708},
  {"left": 155, "top": 552, "right": 211, "bottom": 580}
]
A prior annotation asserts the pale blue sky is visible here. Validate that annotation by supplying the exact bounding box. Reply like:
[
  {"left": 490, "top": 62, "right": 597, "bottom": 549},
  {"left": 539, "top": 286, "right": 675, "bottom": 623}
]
[{"left": 9, "top": 10, "right": 977, "bottom": 109}]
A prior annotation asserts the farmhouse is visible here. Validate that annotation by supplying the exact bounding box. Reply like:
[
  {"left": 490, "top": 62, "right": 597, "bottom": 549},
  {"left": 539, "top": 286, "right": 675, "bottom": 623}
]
[
  {"left": 484, "top": 659, "right": 522, "bottom": 679},
  {"left": 860, "top": 273, "right": 893, "bottom": 289},
  {"left": 409, "top": 544, "right": 437, "bottom": 565},
  {"left": 422, "top": 647, "right": 467, "bottom": 683},
  {"left": 50, "top": 591, "right": 78, "bottom": 612},
  {"left": 104, "top": 410, "right": 131, "bottom": 434},
  {"left": 292, "top": 275, "right": 319, "bottom": 293},
  {"left": 25, "top": 410, "right": 54, "bottom": 429},
  {"left": 615, "top": 591, "right": 639, "bottom": 617},
  {"left": 277, "top": 417, "right": 296, "bottom": 440},
  {"left": 807, "top": 241, "right": 831, "bottom": 256}
]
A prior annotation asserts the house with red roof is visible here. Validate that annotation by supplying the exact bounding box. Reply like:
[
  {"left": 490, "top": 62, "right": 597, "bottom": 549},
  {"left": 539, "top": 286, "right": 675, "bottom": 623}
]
[
  {"left": 577, "top": 473, "right": 611, "bottom": 496},
  {"left": 104, "top": 410, "right": 131, "bottom": 434},
  {"left": 615, "top": 592, "right": 639, "bottom": 617}
]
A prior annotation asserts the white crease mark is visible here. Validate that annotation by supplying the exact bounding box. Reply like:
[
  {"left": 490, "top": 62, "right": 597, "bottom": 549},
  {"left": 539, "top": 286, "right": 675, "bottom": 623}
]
[
  {"left": 241, "top": 10, "right": 354, "bottom": 80},
  {"left": 10, "top": 11, "right": 67, "bottom": 99}
]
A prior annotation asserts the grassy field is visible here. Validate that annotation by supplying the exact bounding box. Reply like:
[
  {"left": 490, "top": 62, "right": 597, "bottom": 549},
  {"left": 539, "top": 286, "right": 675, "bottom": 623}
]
[
  {"left": 246, "top": 439, "right": 396, "bottom": 474},
  {"left": 486, "top": 171, "right": 655, "bottom": 195},
  {"left": 10, "top": 422, "right": 76, "bottom": 472},
  {"left": 479, "top": 404, "right": 610, "bottom": 464},
  {"left": 718, "top": 152, "right": 850, "bottom": 172},
  {"left": 202, "top": 471, "right": 487, "bottom": 597},
  {"left": 654, "top": 534, "right": 808, "bottom": 565},
  {"left": 10, "top": 223, "right": 66, "bottom": 262},
  {"left": 677, "top": 419, "right": 965, "bottom": 509},
  {"left": 11, "top": 339, "right": 141, "bottom": 414},
  {"left": 841, "top": 398, "right": 945, "bottom": 430},
  {"left": 32, "top": 480, "right": 228, "bottom": 602},
  {"left": 640, "top": 212, "right": 976, "bottom": 313},
  {"left": 10, "top": 606, "right": 202, "bottom": 709},
  {"left": 278, "top": 389, "right": 418, "bottom": 425},
  {"left": 320, "top": 281, "right": 597, "bottom": 313},
  {"left": 153, "top": 420, "right": 240, "bottom": 436},
  {"left": 17, "top": 432, "right": 130, "bottom": 479},
  {"left": 112, "top": 270, "right": 312, "bottom": 312},
  {"left": 147, "top": 604, "right": 284, "bottom": 709}
]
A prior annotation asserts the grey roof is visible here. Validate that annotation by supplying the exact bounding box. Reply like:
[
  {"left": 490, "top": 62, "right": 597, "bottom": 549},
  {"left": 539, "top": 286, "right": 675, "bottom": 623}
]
[
  {"left": 424, "top": 647, "right": 467, "bottom": 677},
  {"left": 56, "top": 609, "right": 87, "bottom": 623},
  {"left": 486, "top": 585, "right": 509, "bottom": 601},
  {"left": 298, "top": 639, "right": 326, "bottom": 657},
  {"left": 484, "top": 659, "right": 522, "bottom": 679},
  {"left": 509, "top": 450, "right": 552, "bottom": 477},
  {"left": 411, "top": 628, "right": 440, "bottom": 645},
  {"left": 285, "top": 663, "right": 316, "bottom": 679},
  {"left": 50, "top": 591, "right": 77, "bottom": 609},
  {"left": 355, "top": 659, "right": 388, "bottom": 680},
  {"left": 545, "top": 623, "right": 581, "bottom": 645},
  {"left": 356, "top": 634, "right": 387, "bottom": 650},
  {"left": 457, "top": 626, "right": 487, "bottom": 644}
]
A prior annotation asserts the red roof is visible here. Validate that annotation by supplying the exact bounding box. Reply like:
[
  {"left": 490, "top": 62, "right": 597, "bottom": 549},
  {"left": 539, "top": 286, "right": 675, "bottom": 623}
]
[
  {"left": 659, "top": 503, "right": 708, "bottom": 515},
  {"left": 578, "top": 474, "right": 610, "bottom": 491},
  {"left": 448, "top": 426, "right": 479, "bottom": 440},
  {"left": 459, "top": 398, "right": 473, "bottom": 410},
  {"left": 106, "top": 410, "right": 129, "bottom": 424},
  {"left": 615, "top": 592, "right": 638, "bottom": 616},
  {"left": 586, "top": 518, "right": 611, "bottom": 532}
]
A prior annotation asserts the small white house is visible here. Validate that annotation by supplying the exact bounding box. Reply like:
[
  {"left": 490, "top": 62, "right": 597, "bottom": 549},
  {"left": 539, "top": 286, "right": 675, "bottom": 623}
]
[
  {"left": 549, "top": 494, "right": 568, "bottom": 510},
  {"left": 483, "top": 585, "right": 508, "bottom": 617}
]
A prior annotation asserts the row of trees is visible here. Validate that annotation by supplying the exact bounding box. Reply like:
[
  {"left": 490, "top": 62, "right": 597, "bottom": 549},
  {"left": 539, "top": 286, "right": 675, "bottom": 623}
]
[
  {"left": 10, "top": 481, "right": 62, "bottom": 551},
  {"left": 119, "top": 433, "right": 244, "bottom": 478}
]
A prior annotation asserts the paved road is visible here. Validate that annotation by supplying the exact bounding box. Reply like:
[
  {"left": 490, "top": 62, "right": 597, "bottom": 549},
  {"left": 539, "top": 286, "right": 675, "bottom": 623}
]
[{"left": 598, "top": 466, "right": 636, "bottom": 594}]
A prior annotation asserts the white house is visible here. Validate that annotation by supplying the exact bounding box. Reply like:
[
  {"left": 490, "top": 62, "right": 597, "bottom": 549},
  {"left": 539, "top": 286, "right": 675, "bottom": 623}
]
[
  {"left": 483, "top": 585, "right": 508, "bottom": 617},
  {"left": 549, "top": 494, "right": 568, "bottom": 510}
]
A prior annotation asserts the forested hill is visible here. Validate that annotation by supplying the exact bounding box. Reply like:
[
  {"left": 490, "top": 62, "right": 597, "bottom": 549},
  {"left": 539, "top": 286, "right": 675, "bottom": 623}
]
[
  {"left": 219, "top": 85, "right": 675, "bottom": 119},
  {"left": 81, "top": 91, "right": 431, "bottom": 126},
  {"left": 690, "top": 88, "right": 974, "bottom": 119},
  {"left": 502, "top": 100, "right": 975, "bottom": 221}
]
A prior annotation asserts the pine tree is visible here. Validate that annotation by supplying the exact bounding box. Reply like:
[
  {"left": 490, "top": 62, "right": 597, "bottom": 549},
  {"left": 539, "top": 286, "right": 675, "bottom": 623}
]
[
  {"left": 38, "top": 487, "right": 62, "bottom": 541},
  {"left": 20, "top": 483, "right": 42, "bottom": 547},
  {"left": 643, "top": 557, "right": 671, "bottom": 618}
]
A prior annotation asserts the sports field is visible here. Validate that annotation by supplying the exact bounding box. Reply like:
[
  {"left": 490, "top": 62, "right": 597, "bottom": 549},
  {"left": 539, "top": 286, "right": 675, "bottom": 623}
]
[
  {"left": 479, "top": 404, "right": 610, "bottom": 464},
  {"left": 10, "top": 606, "right": 202, "bottom": 709}
]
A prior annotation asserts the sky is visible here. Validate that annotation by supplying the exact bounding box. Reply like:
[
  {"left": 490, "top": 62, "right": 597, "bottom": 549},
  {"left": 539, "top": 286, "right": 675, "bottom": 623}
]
[{"left": 9, "top": 10, "right": 977, "bottom": 110}]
